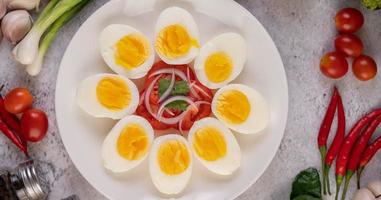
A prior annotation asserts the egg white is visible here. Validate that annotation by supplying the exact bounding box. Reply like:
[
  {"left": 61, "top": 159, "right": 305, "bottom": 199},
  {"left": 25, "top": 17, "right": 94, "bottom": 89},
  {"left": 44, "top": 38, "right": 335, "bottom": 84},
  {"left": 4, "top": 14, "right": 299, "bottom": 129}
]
[
  {"left": 194, "top": 33, "right": 247, "bottom": 89},
  {"left": 212, "top": 84, "right": 269, "bottom": 134},
  {"left": 102, "top": 115, "right": 154, "bottom": 173},
  {"left": 154, "top": 7, "right": 199, "bottom": 65},
  {"left": 76, "top": 73, "right": 139, "bottom": 119},
  {"left": 188, "top": 117, "right": 241, "bottom": 175},
  {"left": 149, "top": 134, "right": 193, "bottom": 195},
  {"left": 100, "top": 24, "right": 154, "bottom": 79}
]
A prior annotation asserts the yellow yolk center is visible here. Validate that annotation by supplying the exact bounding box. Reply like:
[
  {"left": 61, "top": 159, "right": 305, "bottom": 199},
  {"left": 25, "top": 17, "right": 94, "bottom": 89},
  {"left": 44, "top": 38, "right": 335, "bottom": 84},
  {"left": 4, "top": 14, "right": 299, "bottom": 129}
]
[
  {"left": 155, "top": 24, "right": 199, "bottom": 59},
  {"left": 205, "top": 52, "right": 233, "bottom": 83},
  {"left": 117, "top": 124, "right": 148, "bottom": 160},
  {"left": 216, "top": 90, "right": 250, "bottom": 124},
  {"left": 115, "top": 34, "right": 149, "bottom": 70},
  {"left": 193, "top": 127, "right": 227, "bottom": 161},
  {"left": 96, "top": 77, "right": 131, "bottom": 110},
  {"left": 157, "top": 140, "right": 190, "bottom": 175}
]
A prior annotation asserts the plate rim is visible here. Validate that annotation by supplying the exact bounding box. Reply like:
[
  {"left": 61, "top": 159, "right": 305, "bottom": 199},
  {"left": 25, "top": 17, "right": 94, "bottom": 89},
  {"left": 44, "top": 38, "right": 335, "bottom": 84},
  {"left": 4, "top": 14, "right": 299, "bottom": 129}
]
[{"left": 55, "top": 0, "right": 289, "bottom": 199}]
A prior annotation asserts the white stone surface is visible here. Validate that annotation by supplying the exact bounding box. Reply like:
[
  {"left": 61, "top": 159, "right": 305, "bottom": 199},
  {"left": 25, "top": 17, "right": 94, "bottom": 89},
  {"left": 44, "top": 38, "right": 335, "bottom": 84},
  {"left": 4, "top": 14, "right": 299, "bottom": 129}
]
[{"left": 0, "top": 0, "right": 381, "bottom": 199}]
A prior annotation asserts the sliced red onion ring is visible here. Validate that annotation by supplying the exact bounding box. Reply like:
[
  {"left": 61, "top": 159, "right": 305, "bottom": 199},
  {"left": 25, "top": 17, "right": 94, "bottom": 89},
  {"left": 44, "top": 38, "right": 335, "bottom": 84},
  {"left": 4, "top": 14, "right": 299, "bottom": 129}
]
[
  {"left": 149, "top": 68, "right": 187, "bottom": 81},
  {"left": 164, "top": 108, "right": 175, "bottom": 116},
  {"left": 195, "top": 101, "right": 211, "bottom": 106},
  {"left": 158, "top": 69, "right": 175, "bottom": 102},
  {"left": 156, "top": 96, "right": 198, "bottom": 124},
  {"left": 144, "top": 75, "right": 162, "bottom": 119},
  {"left": 193, "top": 83, "right": 212, "bottom": 99},
  {"left": 139, "top": 91, "right": 145, "bottom": 106},
  {"left": 189, "top": 81, "right": 200, "bottom": 99},
  {"left": 157, "top": 96, "right": 197, "bottom": 118}
]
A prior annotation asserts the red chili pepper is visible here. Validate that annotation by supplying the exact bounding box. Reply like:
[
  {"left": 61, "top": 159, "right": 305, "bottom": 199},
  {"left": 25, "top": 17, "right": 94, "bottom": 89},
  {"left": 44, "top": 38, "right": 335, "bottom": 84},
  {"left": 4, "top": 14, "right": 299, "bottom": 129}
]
[
  {"left": 334, "top": 108, "right": 381, "bottom": 197},
  {"left": 317, "top": 87, "right": 339, "bottom": 195},
  {"left": 356, "top": 135, "right": 381, "bottom": 188},
  {"left": 341, "top": 114, "right": 381, "bottom": 200},
  {"left": 324, "top": 94, "right": 345, "bottom": 197},
  {"left": 0, "top": 118, "right": 27, "bottom": 154}
]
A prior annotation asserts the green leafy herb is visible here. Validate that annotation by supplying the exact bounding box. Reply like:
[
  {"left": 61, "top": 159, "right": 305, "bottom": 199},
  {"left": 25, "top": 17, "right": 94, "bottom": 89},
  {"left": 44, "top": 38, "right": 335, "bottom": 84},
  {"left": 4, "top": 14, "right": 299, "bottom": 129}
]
[
  {"left": 158, "top": 79, "right": 190, "bottom": 97},
  {"left": 172, "top": 80, "right": 189, "bottom": 96},
  {"left": 362, "top": 0, "right": 381, "bottom": 10},
  {"left": 158, "top": 78, "right": 170, "bottom": 97},
  {"left": 290, "top": 168, "right": 322, "bottom": 200},
  {"left": 165, "top": 100, "right": 188, "bottom": 111}
]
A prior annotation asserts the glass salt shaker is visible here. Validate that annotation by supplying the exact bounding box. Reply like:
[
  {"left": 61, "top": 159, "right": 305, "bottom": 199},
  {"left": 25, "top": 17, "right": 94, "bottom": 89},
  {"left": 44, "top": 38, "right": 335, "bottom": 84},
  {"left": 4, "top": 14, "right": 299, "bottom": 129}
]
[{"left": 0, "top": 160, "right": 48, "bottom": 200}]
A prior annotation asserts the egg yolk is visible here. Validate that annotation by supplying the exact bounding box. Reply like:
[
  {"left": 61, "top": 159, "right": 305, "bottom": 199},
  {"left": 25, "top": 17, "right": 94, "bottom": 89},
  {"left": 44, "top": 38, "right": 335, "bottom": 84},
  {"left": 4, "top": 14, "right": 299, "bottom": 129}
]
[
  {"left": 216, "top": 90, "right": 250, "bottom": 124},
  {"left": 155, "top": 24, "right": 199, "bottom": 58},
  {"left": 115, "top": 34, "right": 150, "bottom": 70},
  {"left": 157, "top": 140, "right": 190, "bottom": 175},
  {"left": 193, "top": 127, "right": 227, "bottom": 161},
  {"left": 117, "top": 124, "right": 148, "bottom": 160},
  {"left": 205, "top": 52, "right": 233, "bottom": 83},
  {"left": 96, "top": 77, "right": 131, "bottom": 110}
]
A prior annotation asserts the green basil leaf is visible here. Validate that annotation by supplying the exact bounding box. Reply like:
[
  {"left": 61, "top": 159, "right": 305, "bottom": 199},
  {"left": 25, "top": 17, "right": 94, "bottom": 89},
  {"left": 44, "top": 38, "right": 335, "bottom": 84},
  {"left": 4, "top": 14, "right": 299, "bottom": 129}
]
[
  {"left": 165, "top": 100, "right": 188, "bottom": 111},
  {"left": 290, "top": 168, "right": 322, "bottom": 200},
  {"left": 172, "top": 80, "right": 189, "bottom": 96},
  {"left": 158, "top": 78, "right": 170, "bottom": 97}
]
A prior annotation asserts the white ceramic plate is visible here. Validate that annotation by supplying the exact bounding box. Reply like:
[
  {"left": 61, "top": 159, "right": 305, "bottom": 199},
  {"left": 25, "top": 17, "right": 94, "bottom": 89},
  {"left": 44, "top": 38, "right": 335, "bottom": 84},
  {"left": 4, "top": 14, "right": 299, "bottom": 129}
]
[{"left": 55, "top": 0, "right": 288, "bottom": 199}]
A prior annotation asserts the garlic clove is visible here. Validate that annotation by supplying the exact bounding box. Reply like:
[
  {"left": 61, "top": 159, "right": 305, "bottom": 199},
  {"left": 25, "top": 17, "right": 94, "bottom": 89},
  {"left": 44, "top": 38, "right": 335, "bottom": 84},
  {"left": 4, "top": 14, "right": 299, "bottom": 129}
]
[
  {"left": 0, "top": 25, "right": 2, "bottom": 45},
  {"left": 7, "top": 0, "right": 40, "bottom": 11},
  {"left": 0, "top": 0, "right": 6, "bottom": 19},
  {"left": 353, "top": 188, "right": 376, "bottom": 200},
  {"left": 367, "top": 181, "right": 381, "bottom": 197},
  {"left": 1, "top": 10, "right": 32, "bottom": 44}
]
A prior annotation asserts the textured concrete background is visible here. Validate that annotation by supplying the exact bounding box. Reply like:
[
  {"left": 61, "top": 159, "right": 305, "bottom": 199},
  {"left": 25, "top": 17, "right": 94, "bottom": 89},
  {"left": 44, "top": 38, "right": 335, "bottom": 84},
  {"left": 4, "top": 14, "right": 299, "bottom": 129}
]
[{"left": 1, "top": 0, "right": 380, "bottom": 199}]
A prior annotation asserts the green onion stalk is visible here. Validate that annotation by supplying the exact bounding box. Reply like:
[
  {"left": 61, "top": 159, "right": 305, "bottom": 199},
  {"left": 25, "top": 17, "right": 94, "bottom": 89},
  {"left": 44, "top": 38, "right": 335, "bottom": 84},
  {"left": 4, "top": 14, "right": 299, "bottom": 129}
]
[
  {"left": 12, "top": 0, "right": 87, "bottom": 66},
  {"left": 27, "top": 0, "right": 90, "bottom": 76}
]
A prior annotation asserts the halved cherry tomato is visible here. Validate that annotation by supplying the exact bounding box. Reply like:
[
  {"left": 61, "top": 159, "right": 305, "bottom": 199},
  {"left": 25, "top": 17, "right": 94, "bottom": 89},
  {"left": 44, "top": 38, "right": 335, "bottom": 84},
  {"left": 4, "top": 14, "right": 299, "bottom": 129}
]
[
  {"left": 334, "top": 34, "right": 363, "bottom": 57},
  {"left": 352, "top": 55, "right": 377, "bottom": 81},
  {"left": 21, "top": 109, "right": 48, "bottom": 142},
  {"left": 335, "top": 8, "right": 364, "bottom": 33},
  {"left": 4, "top": 88, "right": 33, "bottom": 114},
  {"left": 320, "top": 51, "right": 349, "bottom": 79}
]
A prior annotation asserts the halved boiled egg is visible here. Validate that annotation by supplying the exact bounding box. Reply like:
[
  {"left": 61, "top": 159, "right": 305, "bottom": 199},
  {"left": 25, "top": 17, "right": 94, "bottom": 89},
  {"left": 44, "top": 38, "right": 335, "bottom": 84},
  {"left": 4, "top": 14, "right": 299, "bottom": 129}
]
[
  {"left": 194, "top": 33, "right": 247, "bottom": 89},
  {"left": 188, "top": 117, "right": 241, "bottom": 175},
  {"left": 212, "top": 84, "right": 269, "bottom": 134},
  {"left": 154, "top": 7, "right": 200, "bottom": 65},
  {"left": 149, "top": 134, "right": 192, "bottom": 195},
  {"left": 100, "top": 24, "right": 154, "bottom": 79},
  {"left": 76, "top": 73, "right": 139, "bottom": 119},
  {"left": 102, "top": 115, "right": 154, "bottom": 173}
]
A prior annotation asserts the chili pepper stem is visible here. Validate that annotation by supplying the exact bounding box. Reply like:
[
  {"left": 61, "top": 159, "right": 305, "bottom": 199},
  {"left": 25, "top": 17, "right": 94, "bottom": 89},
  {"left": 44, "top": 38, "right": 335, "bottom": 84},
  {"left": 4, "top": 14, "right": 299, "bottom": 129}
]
[
  {"left": 335, "top": 175, "right": 343, "bottom": 200},
  {"left": 324, "top": 164, "right": 332, "bottom": 195},
  {"left": 341, "top": 171, "right": 354, "bottom": 200},
  {"left": 356, "top": 167, "right": 364, "bottom": 189},
  {"left": 320, "top": 146, "right": 327, "bottom": 195}
]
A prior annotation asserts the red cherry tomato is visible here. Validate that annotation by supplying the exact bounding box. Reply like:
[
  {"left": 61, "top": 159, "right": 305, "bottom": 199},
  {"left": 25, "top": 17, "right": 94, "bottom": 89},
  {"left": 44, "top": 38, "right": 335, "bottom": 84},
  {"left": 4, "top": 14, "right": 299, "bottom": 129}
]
[
  {"left": 21, "top": 109, "right": 48, "bottom": 142},
  {"left": 320, "top": 52, "right": 349, "bottom": 79},
  {"left": 352, "top": 55, "right": 377, "bottom": 81},
  {"left": 335, "top": 8, "right": 364, "bottom": 33},
  {"left": 334, "top": 34, "right": 363, "bottom": 57},
  {"left": 4, "top": 88, "right": 33, "bottom": 114}
]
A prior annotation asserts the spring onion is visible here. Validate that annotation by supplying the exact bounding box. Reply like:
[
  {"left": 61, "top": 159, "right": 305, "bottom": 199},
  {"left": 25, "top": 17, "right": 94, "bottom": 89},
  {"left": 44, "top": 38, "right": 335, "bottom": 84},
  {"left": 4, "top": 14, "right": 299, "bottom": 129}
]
[
  {"left": 13, "top": 0, "right": 87, "bottom": 65},
  {"left": 27, "top": 0, "right": 90, "bottom": 76}
]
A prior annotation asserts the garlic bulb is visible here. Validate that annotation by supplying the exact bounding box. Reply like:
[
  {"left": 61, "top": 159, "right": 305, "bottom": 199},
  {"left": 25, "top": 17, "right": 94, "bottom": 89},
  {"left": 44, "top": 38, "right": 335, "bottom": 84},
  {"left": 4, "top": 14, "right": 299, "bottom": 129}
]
[
  {"left": 0, "top": 0, "right": 6, "bottom": 19},
  {"left": 353, "top": 188, "right": 377, "bottom": 200},
  {"left": 7, "top": 0, "right": 40, "bottom": 11},
  {"left": 368, "top": 181, "right": 381, "bottom": 197},
  {"left": 1, "top": 10, "right": 32, "bottom": 44}
]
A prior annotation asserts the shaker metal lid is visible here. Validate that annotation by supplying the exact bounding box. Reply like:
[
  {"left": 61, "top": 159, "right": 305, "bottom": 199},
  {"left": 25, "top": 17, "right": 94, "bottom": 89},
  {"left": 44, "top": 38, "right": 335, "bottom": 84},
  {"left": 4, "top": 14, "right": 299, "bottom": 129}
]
[{"left": 17, "top": 160, "right": 48, "bottom": 200}]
